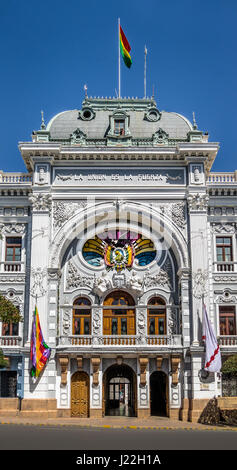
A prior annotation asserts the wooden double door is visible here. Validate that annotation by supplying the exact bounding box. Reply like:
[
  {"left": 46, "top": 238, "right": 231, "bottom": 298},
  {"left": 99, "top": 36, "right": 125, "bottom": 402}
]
[{"left": 71, "top": 371, "right": 89, "bottom": 417}]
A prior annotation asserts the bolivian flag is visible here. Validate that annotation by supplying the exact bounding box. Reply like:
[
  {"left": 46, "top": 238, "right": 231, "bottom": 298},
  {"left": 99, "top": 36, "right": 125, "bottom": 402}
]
[{"left": 120, "top": 25, "right": 132, "bottom": 68}]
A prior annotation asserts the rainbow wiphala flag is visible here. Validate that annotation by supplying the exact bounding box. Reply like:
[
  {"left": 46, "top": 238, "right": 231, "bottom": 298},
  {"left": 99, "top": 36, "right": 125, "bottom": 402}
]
[{"left": 30, "top": 306, "right": 51, "bottom": 378}]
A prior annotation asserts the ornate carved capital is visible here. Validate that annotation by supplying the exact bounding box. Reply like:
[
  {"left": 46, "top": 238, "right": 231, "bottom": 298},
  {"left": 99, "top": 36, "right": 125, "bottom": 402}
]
[
  {"left": 91, "top": 357, "right": 101, "bottom": 386},
  {"left": 139, "top": 357, "right": 149, "bottom": 386},
  {"left": 187, "top": 192, "right": 209, "bottom": 212},
  {"left": 171, "top": 356, "right": 180, "bottom": 386},
  {"left": 29, "top": 192, "right": 52, "bottom": 212},
  {"left": 59, "top": 356, "right": 69, "bottom": 386}
]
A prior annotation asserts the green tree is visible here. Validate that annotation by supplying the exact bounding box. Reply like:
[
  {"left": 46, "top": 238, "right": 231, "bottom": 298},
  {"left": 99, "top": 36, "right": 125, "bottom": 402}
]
[
  {"left": 221, "top": 355, "right": 237, "bottom": 377},
  {"left": 0, "top": 295, "right": 23, "bottom": 369}
]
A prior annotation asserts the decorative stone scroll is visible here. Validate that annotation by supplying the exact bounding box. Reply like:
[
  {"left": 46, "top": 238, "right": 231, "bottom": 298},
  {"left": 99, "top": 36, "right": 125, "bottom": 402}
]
[
  {"left": 211, "top": 223, "right": 236, "bottom": 234},
  {"left": 59, "top": 356, "right": 69, "bottom": 386},
  {"left": 91, "top": 357, "right": 101, "bottom": 386},
  {"left": 156, "top": 356, "right": 163, "bottom": 371},
  {"left": 171, "top": 356, "right": 180, "bottom": 386},
  {"left": 0, "top": 223, "right": 26, "bottom": 234},
  {"left": 139, "top": 357, "right": 149, "bottom": 386}
]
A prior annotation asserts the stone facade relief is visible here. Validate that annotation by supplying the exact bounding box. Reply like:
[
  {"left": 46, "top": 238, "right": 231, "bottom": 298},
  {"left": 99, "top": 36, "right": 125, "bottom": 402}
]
[
  {"left": 192, "top": 269, "right": 209, "bottom": 299},
  {"left": 53, "top": 201, "right": 87, "bottom": 230},
  {"left": 211, "top": 223, "right": 236, "bottom": 234},
  {"left": 30, "top": 266, "right": 47, "bottom": 298},
  {"left": 66, "top": 260, "right": 94, "bottom": 290}
]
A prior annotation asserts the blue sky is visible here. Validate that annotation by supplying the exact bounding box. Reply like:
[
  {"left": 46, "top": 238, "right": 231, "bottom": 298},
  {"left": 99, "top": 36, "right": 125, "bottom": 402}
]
[{"left": 0, "top": 0, "right": 237, "bottom": 172}]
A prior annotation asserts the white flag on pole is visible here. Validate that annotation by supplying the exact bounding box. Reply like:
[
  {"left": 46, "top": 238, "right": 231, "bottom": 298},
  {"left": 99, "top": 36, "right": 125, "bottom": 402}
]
[{"left": 202, "top": 303, "right": 222, "bottom": 372}]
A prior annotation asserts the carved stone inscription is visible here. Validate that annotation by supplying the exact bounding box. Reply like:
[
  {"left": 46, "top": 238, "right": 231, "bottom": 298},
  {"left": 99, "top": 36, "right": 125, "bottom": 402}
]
[{"left": 54, "top": 168, "right": 185, "bottom": 186}]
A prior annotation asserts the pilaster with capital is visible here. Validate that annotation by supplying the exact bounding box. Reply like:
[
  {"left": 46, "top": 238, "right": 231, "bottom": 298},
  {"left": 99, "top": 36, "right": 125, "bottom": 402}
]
[
  {"left": 187, "top": 192, "right": 210, "bottom": 346},
  {"left": 177, "top": 268, "right": 191, "bottom": 346}
]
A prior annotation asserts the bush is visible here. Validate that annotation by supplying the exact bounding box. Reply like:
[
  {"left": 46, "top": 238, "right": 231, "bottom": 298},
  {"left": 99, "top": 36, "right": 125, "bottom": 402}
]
[{"left": 221, "top": 355, "right": 237, "bottom": 377}]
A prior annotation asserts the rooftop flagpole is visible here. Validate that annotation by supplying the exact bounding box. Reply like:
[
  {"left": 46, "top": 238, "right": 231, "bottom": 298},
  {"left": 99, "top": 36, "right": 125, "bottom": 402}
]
[
  {"left": 118, "top": 18, "right": 121, "bottom": 98},
  {"left": 144, "top": 45, "right": 147, "bottom": 98}
]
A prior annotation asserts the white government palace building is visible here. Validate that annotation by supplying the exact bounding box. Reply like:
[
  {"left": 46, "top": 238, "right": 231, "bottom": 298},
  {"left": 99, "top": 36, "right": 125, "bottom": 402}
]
[{"left": 0, "top": 96, "right": 236, "bottom": 421}]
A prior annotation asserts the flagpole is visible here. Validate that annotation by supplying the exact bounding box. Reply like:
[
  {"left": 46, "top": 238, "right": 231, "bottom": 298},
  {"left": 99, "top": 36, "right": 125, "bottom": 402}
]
[
  {"left": 118, "top": 18, "right": 121, "bottom": 98},
  {"left": 144, "top": 45, "right": 147, "bottom": 98}
]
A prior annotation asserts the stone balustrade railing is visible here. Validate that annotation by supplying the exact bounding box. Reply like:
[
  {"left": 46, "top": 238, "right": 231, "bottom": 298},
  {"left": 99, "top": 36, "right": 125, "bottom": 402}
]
[
  {"left": 58, "top": 335, "right": 182, "bottom": 347},
  {"left": 0, "top": 172, "right": 32, "bottom": 184},
  {"left": 0, "top": 336, "right": 22, "bottom": 347},
  {"left": 218, "top": 336, "right": 237, "bottom": 346},
  {"left": 208, "top": 172, "right": 237, "bottom": 184}
]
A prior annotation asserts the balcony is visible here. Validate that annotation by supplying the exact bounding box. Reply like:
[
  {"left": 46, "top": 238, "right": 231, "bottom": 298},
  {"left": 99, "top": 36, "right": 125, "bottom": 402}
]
[
  {"left": 218, "top": 336, "right": 237, "bottom": 347},
  {"left": 57, "top": 335, "right": 182, "bottom": 348},
  {"left": 208, "top": 172, "right": 237, "bottom": 185},
  {"left": 0, "top": 336, "right": 22, "bottom": 347},
  {"left": 213, "top": 262, "right": 236, "bottom": 273},
  {"left": 0, "top": 172, "right": 32, "bottom": 185}
]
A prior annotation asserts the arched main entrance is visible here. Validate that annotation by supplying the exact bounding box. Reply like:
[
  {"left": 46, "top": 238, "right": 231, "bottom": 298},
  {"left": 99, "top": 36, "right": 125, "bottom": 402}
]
[
  {"left": 71, "top": 371, "right": 89, "bottom": 417},
  {"left": 103, "top": 364, "right": 137, "bottom": 417},
  {"left": 150, "top": 371, "right": 168, "bottom": 416}
]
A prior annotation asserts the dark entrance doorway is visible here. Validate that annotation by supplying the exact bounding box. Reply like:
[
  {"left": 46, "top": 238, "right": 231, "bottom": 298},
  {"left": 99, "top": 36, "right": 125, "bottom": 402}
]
[
  {"left": 150, "top": 371, "right": 167, "bottom": 416},
  {"left": 0, "top": 371, "right": 17, "bottom": 398},
  {"left": 104, "top": 364, "right": 136, "bottom": 417}
]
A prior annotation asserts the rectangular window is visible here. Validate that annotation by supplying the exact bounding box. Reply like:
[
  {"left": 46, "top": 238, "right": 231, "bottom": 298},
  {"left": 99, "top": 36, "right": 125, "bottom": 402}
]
[
  {"left": 216, "top": 237, "right": 233, "bottom": 262},
  {"left": 74, "top": 318, "right": 80, "bottom": 335},
  {"left": 158, "top": 318, "right": 165, "bottom": 335},
  {"left": 121, "top": 318, "right": 127, "bottom": 335},
  {"left": 149, "top": 318, "right": 155, "bottom": 335},
  {"left": 114, "top": 120, "right": 125, "bottom": 136},
  {"left": 112, "top": 318, "right": 118, "bottom": 335},
  {"left": 219, "top": 306, "right": 236, "bottom": 335},
  {"left": 5, "top": 237, "right": 22, "bottom": 262},
  {"left": 84, "top": 318, "right": 90, "bottom": 335}
]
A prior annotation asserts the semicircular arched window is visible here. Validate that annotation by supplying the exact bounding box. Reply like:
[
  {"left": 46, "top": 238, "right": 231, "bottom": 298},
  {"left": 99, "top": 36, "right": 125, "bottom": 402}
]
[
  {"left": 73, "top": 297, "right": 91, "bottom": 335},
  {"left": 147, "top": 297, "right": 166, "bottom": 335},
  {"left": 82, "top": 231, "right": 156, "bottom": 271}
]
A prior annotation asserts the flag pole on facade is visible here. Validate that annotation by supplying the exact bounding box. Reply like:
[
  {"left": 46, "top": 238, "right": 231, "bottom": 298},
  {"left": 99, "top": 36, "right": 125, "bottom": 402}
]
[
  {"left": 118, "top": 18, "right": 121, "bottom": 98},
  {"left": 144, "top": 45, "right": 147, "bottom": 98},
  {"left": 202, "top": 298, "right": 222, "bottom": 373}
]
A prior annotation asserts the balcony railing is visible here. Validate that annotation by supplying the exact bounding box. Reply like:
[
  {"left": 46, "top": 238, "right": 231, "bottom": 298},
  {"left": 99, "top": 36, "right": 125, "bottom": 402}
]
[
  {"left": 218, "top": 336, "right": 237, "bottom": 347},
  {"left": 0, "top": 336, "right": 22, "bottom": 347},
  {"left": 0, "top": 172, "right": 32, "bottom": 184},
  {"left": 214, "top": 262, "right": 236, "bottom": 273},
  {"left": 208, "top": 172, "right": 237, "bottom": 184},
  {"left": 58, "top": 335, "right": 182, "bottom": 347},
  {"left": 3, "top": 262, "right": 23, "bottom": 272}
]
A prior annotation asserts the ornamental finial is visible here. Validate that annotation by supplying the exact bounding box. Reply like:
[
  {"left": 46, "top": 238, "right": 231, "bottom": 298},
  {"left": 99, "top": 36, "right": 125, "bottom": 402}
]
[
  {"left": 41, "top": 110, "right": 46, "bottom": 130},
  {"left": 192, "top": 111, "right": 198, "bottom": 130}
]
